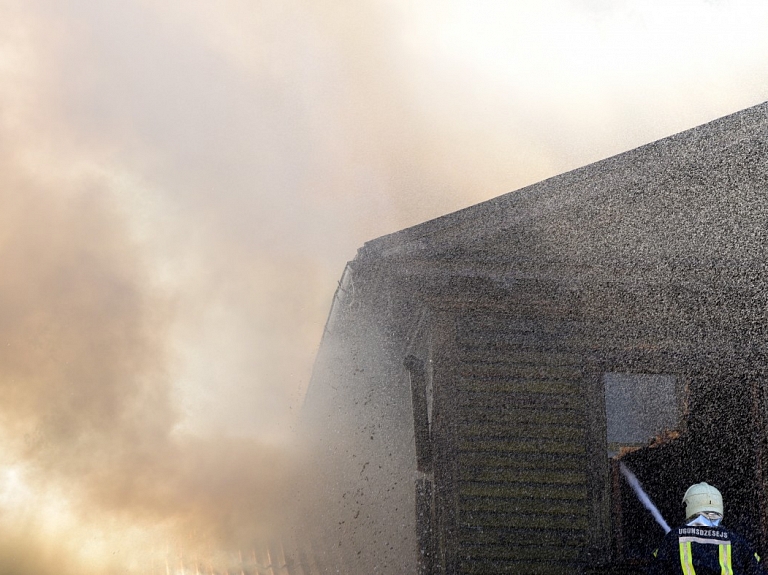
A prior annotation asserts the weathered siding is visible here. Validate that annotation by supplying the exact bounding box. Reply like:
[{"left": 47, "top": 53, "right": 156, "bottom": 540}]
[{"left": 454, "top": 312, "right": 592, "bottom": 574}]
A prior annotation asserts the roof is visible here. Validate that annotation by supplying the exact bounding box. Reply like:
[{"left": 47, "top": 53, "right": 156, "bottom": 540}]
[{"left": 356, "top": 101, "right": 768, "bottom": 283}]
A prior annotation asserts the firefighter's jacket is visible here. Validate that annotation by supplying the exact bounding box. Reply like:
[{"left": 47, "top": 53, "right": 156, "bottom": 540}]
[{"left": 649, "top": 524, "right": 765, "bottom": 575}]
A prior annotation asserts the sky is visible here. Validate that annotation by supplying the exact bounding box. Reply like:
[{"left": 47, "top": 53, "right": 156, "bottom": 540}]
[{"left": 2, "top": 0, "right": 768, "bottom": 573}]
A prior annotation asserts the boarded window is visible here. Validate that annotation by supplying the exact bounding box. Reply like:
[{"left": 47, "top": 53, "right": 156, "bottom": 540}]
[{"left": 603, "top": 373, "right": 679, "bottom": 456}]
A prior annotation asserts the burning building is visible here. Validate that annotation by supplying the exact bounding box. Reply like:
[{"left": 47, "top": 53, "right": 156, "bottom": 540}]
[{"left": 298, "top": 101, "right": 768, "bottom": 574}]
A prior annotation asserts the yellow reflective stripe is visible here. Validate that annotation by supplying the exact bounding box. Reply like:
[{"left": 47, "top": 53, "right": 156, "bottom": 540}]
[
  {"left": 719, "top": 544, "right": 725, "bottom": 574},
  {"left": 718, "top": 543, "right": 733, "bottom": 575},
  {"left": 679, "top": 541, "right": 696, "bottom": 575},
  {"left": 726, "top": 544, "right": 733, "bottom": 575}
]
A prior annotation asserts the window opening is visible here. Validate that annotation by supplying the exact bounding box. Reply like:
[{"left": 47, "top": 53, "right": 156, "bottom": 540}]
[{"left": 603, "top": 372, "right": 680, "bottom": 457}]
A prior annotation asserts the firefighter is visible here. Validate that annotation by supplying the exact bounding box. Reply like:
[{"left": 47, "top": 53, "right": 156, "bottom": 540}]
[{"left": 649, "top": 482, "right": 765, "bottom": 574}]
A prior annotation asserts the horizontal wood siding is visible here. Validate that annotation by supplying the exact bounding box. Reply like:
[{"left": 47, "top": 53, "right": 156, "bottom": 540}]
[{"left": 455, "top": 313, "right": 589, "bottom": 574}]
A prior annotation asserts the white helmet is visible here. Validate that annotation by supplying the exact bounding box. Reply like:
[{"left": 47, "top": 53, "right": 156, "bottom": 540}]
[{"left": 683, "top": 482, "right": 723, "bottom": 518}]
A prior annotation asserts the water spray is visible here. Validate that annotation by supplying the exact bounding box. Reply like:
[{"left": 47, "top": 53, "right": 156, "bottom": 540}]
[{"left": 619, "top": 462, "right": 671, "bottom": 534}]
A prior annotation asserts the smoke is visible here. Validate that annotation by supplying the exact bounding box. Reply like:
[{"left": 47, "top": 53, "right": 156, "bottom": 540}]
[
  {"left": 0, "top": 153, "right": 297, "bottom": 571},
  {"left": 0, "top": 18, "right": 297, "bottom": 567},
  {"left": 1, "top": 0, "right": 768, "bottom": 572}
]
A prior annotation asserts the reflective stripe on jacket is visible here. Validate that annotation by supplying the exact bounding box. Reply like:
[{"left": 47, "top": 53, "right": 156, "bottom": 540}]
[{"left": 650, "top": 525, "right": 764, "bottom": 575}]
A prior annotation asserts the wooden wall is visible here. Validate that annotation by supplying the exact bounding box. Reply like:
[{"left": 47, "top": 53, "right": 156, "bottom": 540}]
[{"left": 446, "top": 310, "right": 597, "bottom": 574}]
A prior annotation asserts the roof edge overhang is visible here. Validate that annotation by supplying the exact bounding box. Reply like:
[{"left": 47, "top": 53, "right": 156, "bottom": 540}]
[{"left": 357, "top": 100, "right": 768, "bottom": 265}]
